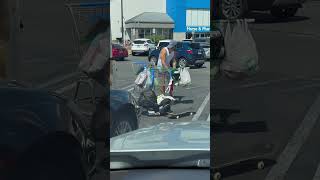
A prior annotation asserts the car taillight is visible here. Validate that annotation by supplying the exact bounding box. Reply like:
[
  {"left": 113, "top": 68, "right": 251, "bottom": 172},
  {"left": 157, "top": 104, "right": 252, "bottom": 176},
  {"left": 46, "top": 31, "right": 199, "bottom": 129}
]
[{"left": 186, "top": 50, "right": 193, "bottom": 54}]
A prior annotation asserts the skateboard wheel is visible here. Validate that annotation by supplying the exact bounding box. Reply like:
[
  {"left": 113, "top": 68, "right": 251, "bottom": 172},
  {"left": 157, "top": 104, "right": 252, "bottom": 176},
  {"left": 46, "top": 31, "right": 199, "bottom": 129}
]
[
  {"left": 176, "top": 116, "right": 180, "bottom": 119},
  {"left": 257, "top": 161, "right": 265, "bottom": 169},
  {"left": 190, "top": 112, "right": 193, "bottom": 115},
  {"left": 213, "top": 172, "right": 222, "bottom": 180}
]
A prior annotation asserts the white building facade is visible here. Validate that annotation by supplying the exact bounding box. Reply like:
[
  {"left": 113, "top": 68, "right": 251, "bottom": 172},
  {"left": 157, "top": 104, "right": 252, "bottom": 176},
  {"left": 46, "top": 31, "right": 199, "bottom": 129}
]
[{"left": 110, "top": 0, "right": 210, "bottom": 41}]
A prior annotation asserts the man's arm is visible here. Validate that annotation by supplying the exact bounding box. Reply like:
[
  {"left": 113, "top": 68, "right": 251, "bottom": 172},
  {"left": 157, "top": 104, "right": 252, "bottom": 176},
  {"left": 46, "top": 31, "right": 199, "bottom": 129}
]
[
  {"left": 172, "top": 52, "right": 177, "bottom": 69},
  {"left": 160, "top": 48, "right": 168, "bottom": 69}
]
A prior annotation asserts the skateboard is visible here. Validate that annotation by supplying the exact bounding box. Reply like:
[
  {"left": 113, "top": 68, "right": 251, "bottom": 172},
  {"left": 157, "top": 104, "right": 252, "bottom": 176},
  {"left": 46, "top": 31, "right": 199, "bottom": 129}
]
[
  {"left": 212, "top": 155, "right": 276, "bottom": 180},
  {"left": 167, "top": 111, "right": 195, "bottom": 119}
]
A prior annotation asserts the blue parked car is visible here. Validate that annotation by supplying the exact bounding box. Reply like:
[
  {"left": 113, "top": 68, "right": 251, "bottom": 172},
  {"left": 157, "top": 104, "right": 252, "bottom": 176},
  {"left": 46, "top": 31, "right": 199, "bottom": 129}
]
[{"left": 148, "top": 41, "right": 206, "bottom": 68}]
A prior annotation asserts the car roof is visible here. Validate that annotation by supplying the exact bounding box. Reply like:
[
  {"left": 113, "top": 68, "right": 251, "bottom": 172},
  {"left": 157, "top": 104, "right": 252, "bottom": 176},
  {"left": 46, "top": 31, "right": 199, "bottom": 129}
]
[
  {"left": 134, "top": 38, "right": 150, "bottom": 41},
  {"left": 158, "top": 39, "right": 172, "bottom": 43}
]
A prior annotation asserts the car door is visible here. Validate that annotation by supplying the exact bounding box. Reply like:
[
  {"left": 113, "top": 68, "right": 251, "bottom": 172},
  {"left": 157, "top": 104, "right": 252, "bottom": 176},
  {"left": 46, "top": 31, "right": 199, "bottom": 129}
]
[{"left": 175, "top": 42, "right": 183, "bottom": 59}]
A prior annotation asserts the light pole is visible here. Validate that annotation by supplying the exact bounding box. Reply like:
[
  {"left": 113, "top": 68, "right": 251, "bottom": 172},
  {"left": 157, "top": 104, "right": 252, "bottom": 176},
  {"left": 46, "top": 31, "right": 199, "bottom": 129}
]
[{"left": 121, "top": 0, "right": 124, "bottom": 45}]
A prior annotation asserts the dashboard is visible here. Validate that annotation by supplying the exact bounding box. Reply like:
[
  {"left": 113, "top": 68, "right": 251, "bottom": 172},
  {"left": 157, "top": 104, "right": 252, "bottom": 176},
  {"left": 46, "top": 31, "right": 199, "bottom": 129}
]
[{"left": 111, "top": 169, "right": 210, "bottom": 180}]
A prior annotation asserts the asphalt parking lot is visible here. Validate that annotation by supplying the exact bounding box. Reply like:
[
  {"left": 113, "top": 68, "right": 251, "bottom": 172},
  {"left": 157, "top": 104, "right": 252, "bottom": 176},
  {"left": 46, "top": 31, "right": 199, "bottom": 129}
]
[{"left": 213, "top": 1, "right": 320, "bottom": 179}]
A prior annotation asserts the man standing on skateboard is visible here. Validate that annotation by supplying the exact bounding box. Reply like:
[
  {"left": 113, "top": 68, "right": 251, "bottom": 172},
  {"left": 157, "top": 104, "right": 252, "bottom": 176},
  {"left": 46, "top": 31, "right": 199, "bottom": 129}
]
[{"left": 157, "top": 40, "right": 177, "bottom": 96}]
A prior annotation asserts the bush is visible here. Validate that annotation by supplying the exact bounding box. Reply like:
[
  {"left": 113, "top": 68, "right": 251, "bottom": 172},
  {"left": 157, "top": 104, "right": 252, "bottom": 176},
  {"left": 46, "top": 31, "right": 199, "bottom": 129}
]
[{"left": 145, "top": 35, "right": 166, "bottom": 44}]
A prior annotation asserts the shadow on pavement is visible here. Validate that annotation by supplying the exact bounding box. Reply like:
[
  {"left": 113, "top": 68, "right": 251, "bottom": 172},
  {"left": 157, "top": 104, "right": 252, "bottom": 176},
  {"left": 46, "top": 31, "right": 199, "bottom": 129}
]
[
  {"left": 247, "top": 12, "right": 310, "bottom": 24},
  {"left": 212, "top": 108, "right": 269, "bottom": 133},
  {"left": 173, "top": 96, "right": 194, "bottom": 105},
  {"left": 213, "top": 121, "right": 268, "bottom": 134}
]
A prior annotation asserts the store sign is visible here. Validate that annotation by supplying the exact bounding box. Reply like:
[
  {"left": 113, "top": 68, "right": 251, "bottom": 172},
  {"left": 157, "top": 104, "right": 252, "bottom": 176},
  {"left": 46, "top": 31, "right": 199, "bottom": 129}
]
[{"left": 186, "top": 26, "right": 210, "bottom": 33}]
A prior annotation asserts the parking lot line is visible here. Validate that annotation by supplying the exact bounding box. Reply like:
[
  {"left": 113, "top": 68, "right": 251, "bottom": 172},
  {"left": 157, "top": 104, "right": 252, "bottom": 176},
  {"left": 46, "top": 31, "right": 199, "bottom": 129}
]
[
  {"left": 120, "top": 84, "right": 135, "bottom": 90},
  {"left": 55, "top": 82, "right": 76, "bottom": 94},
  {"left": 37, "top": 72, "right": 79, "bottom": 89},
  {"left": 313, "top": 162, "right": 320, "bottom": 180},
  {"left": 265, "top": 94, "right": 320, "bottom": 180},
  {"left": 206, "top": 114, "right": 210, "bottom": 122},
  {"left": 192, "top": 93, "right": 210, "bottom": 121}
]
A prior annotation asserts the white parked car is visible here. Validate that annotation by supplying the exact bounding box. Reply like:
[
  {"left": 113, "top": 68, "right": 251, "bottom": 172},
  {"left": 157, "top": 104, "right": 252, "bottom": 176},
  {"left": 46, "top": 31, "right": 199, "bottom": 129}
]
[
  {"left": 201, "top": 43, "right": 210, "bottom": 60},
  {"left": 131, "top": 38, "right": 156, "bottom": 56},
  {"left": 156, "top": 39, "right": 172, "bottom": 50}
]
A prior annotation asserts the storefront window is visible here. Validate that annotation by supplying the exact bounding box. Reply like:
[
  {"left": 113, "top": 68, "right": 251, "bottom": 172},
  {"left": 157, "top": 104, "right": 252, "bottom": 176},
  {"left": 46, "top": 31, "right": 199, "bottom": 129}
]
[
  {"left": 138, "top": 29, "right": 145, "bottom": 38},
  {"left": 163, "top": 29, "right": 169, "bottom": 39},
  {"left": 169, "top": 30, "right": 173, "bottom": 39},
  {"left": 156, "top": 28, "right": 163, "bottom": 36},
  {"left": 145, "top": 28, "right": 151, "bottom": 37}
]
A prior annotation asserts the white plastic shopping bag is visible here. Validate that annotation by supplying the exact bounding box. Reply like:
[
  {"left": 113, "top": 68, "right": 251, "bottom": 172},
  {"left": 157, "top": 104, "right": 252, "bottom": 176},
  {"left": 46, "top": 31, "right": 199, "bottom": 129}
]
[
  {"left": 179, "top": 67, "right": 191, "bottom": 86},
  {"left": 221, "top": 20, "right": 259, "bottom": 76},
  {"left": 135, "top": 69, "right": 147, "bottom": 86},
  {"left": 78, "top": 31, "right": 109, "bottom": 74},
  {"left": 144, "top": 69, "right": 153, "bottom": 89}
]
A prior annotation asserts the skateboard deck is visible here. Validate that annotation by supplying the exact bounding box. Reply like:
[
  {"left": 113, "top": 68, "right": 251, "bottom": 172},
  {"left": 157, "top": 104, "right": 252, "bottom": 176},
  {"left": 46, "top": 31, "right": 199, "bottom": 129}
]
[
  {"left": 212, "top": 153, "right": 276, "bottom": 180},
  {"left": 167, "top": 111, "right": 195, "bottom": 119}
]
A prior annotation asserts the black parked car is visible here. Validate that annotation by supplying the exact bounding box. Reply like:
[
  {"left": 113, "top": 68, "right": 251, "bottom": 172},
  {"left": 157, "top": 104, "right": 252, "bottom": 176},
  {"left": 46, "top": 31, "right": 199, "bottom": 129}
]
[
  {"left": 215, "top": 0, "right": 306, "bottom": 19},
  {"left": 148, "top": 41, "right": 206, "bottom": 68},
  {"left": 0, "top": 80, "right": 139, "bottom": 180}
]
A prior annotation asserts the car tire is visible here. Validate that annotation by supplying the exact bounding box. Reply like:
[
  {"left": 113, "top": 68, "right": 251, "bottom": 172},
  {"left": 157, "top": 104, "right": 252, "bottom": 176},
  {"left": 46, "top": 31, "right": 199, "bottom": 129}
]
[
  {"left": 150, "top": 56, "right": 157, "bottom": 66},
  {"left": 271, "top": 6, "right": 298, "bottom": 18},
  {"left": 196, "top": 64, "right": 204, "bottom": 68},
  {"left": 111, "top": 110, "right": 138, "bottom": 137},
  {"left": 178, "top": 58, "right": 187, "bottom": 69},
  {"left": 132, "top": 52, "right": 136, "bottom": 56},
  {"left": 217, "top": 0, "right": 245, "bottom": 19}
]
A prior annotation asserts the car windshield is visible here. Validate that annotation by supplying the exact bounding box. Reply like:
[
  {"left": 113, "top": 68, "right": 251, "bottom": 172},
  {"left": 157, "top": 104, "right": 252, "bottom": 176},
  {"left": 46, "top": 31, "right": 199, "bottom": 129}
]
[
  {"left": 110, "top": 1, "right": 210, "bottom": 170},
  {"left": 113, "top": 44, "right": 122, "bottom": 48},
  {"left": 133, "top": 40, "right": 145, "bottom": 44},
  {"left": 159, "top": 42, "right": 170, "bottom": 47}
]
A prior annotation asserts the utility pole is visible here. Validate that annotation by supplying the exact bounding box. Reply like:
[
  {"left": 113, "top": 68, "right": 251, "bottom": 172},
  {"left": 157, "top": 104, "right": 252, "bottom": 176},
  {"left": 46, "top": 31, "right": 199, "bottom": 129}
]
[{"left": 121, "top": 0, "right": 124, "bottom": 45}]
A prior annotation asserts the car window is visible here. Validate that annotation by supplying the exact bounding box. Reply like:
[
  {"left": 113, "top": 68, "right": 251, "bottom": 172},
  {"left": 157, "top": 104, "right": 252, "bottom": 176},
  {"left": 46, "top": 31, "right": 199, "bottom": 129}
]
[
  {"left": 182, "top": 42, "right": 191, "bottom": 49},
  {"left": 176, "top": 42, "right": 183, "bottom": 49},
  {"left": 191, "top": 43, "right": 201, "bottom": 49},
  {"left": 113, "top": 44, "right": 122, "bottom": 48},
  {"left": 194, "top": 39, "right": 206, "bottom": 43},
  {"left": 133, "top": 40, "right": 145, "bottom": 44},
  {"left": 159, "top": 42, "right": 170, "bottom": 48},
  {"left": 200, "top": 44, "right": 210, "bottom": 48}
]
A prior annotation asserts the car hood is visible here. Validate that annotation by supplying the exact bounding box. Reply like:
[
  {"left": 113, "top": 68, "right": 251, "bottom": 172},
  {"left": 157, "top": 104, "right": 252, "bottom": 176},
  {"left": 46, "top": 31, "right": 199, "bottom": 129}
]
[{"left": 110, "top": 121, "right": 210, "bottom": 152}]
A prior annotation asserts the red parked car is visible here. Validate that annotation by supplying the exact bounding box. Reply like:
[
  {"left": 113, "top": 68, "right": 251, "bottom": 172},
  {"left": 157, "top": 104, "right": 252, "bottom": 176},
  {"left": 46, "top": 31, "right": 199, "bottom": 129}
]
[{"left": 112, "top": 43, "right": 128, "bottom": 61}]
